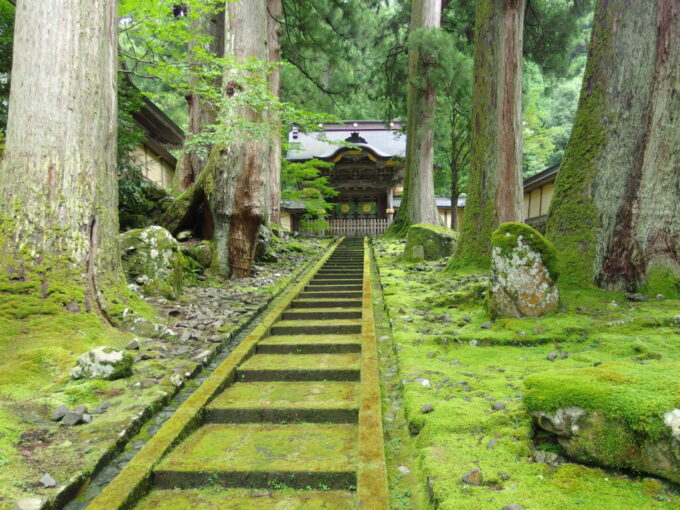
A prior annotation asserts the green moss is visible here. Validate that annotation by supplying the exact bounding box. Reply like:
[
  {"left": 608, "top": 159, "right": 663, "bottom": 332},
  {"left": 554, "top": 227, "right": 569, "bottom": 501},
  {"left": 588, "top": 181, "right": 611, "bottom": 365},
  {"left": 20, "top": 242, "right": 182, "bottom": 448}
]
[
  {"left": 491, "top": 222, "right": 558, "bottom": 280},
  {"left": 403, "top": 224, "right": 457, "bottom": 262},
  {"left": 372, "top": 238, "right": 680, "bottom": 509},
  {"left": 640, "top": 265, "right": 680, "bottom": 298}
]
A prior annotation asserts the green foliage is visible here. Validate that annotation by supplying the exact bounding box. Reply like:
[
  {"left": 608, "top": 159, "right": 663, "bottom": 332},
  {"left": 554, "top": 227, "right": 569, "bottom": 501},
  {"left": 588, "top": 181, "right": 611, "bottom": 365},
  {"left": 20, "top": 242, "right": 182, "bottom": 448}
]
[
  {"left": 281, "top": 158, "right": 338, "bottom": 233},
  {"left": 0, "top": 0, "right": 13, "bottom": 132}
]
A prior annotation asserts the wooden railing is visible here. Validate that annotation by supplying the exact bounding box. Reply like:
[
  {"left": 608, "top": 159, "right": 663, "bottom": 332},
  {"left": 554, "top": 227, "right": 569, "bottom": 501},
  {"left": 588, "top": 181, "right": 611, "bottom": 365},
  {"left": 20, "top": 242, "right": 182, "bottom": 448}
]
[{"left": 301, "top": 218, "right": 391, "bottom": 237}]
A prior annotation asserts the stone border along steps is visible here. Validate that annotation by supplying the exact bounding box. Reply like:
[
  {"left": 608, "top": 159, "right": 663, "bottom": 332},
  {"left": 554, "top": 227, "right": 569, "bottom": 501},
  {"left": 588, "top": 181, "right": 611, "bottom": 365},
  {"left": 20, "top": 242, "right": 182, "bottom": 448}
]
[{"left": 86, "top": 237, "right": 388, "bottom": 510}]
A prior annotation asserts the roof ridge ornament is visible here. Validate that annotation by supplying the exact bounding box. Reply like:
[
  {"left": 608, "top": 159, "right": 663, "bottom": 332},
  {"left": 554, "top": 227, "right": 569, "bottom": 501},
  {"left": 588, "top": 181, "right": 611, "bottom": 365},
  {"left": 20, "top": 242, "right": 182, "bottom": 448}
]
[{"left": 345, "top": 132, "right": 367, "bottom": 144}]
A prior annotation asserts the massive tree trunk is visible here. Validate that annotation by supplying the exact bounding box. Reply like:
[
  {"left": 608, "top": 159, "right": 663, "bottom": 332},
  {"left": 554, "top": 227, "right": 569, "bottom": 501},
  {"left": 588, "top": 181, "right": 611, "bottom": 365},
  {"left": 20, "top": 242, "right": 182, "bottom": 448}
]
[
  {"left": 448, "top": 0, "right": 525, "bottom": 269},
  {"left": 267, "top": 0, "right": 282, "bottom": 225},
  {"left": 546, "top": 0, "right": 680, "bottom": 291},
  {"left": 0, "top": 0, "right": 122, "bottom": 318},
  {"left": 386, "top": 0, "right": 441, "bottom": 236},
  {"left": 163, "top": 1, "right": 269, "bottom": 279},
  {"left": 173, "top": 8, "right": 225, "bottom": 192}
]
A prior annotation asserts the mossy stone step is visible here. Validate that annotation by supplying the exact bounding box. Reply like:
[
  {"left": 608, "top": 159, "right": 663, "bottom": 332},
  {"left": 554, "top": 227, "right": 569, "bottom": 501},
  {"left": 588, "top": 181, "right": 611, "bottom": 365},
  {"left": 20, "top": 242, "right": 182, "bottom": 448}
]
[
  {"left": 135, "top": 489, "right": 357, "bottom": 510},
  {"left": 299, "top": 291, "right": 362, "bottom": 299},
  {"left": 304, "top": 285, "right": 363, "bottom": 293},
  {"left": 315, "top": 274, "right": 363, "bottom": 279},
  {"left": 153, "top": 423, "right": 357, "bottom": 489},
  {"left": 290, "top": 299, "right": 362, "bottom": 309},
  {"left": 258, "top": 333, "right": 362, "bottom": 354},
  {"left": 270, "top": 319, "right": 362, "bottom": 335},
  {"left": 237, "top": 353, "right": 361, "bottom": 381},
  {"left": 282, "top": 308, "right": 362, "bottom": 320},
  {"left": 309, "top": 279, "right": 363, "bottom": 286},
  {"left": 205, "top": 381, "right": 359, "bottom": 423}
]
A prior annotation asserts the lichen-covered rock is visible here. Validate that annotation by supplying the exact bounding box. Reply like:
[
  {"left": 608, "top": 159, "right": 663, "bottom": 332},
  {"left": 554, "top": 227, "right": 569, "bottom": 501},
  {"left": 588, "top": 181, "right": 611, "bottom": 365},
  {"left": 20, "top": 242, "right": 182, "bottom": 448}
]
[
  {"left": 120, "top": 226, "right": 188, "bottom": 299},
  {"left": 70, "top": 346, "right": 133, "bottom": 380},
  {"left": 489, "top": 222, "right": 559, "bottom": 318},
  {"left": 403, "top": 224, "right": 458, "bottom": 261},
  {"left": 524, "top": 362, "right": 680, "bottom": 484},
  {"left": 183, "top": 241, "right": 212, "bottom": 268}
]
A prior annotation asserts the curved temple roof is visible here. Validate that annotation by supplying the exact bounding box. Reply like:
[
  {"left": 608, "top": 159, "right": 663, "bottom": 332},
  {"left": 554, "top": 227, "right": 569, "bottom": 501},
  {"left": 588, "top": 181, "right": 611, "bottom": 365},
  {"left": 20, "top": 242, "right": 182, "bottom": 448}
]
[{"left": 286, "top": 120, "right": 406, "bottom": 161}]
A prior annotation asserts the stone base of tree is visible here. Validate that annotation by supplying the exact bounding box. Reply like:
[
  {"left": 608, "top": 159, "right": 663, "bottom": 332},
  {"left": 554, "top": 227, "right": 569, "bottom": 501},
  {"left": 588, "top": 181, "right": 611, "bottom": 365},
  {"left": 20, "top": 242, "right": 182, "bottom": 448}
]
[
  {"left": 402, "top": 223, "right": 458, "bottom": 261},
  {"left": 488, "top": 222, "right": 559, "bottom": 318}
]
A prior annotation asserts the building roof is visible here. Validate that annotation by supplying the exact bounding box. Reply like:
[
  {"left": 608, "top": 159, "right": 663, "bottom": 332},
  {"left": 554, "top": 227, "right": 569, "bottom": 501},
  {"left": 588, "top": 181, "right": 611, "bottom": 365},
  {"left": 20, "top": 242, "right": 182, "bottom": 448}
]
[
  {"left": 286, "top": 120, "right": 406, "bottom": 161},
  {"left": 393, "top": 196, "right": 464, "bottom": 210},
  {"left": 524, "top": 164, "right": 560, "bottom": 192}
]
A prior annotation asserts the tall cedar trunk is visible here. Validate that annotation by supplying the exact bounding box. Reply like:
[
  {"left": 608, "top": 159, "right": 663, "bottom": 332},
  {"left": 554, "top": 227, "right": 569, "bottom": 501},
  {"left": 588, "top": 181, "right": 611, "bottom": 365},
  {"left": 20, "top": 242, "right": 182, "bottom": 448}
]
[
  {"left": 173, "top": 10, "right": 225, "bottom": 192},
  {"left": 0, "top": 0, "right": 121, "bottom": 317},
  {"left": 267, "top": 0, "right": 282, "bottom": 224},
  {"left": 385, "top": 0, "right": 441, "bottom": 236},
  {"left": 546, "top": 0, "right": 680, "bottom": 290},
  {"left": 210, "top": 1, "right": 269, "bottom": 278},
  {"left": 406, "top": 0, "right": 442, "bottom": 226},
  {"left": 448, "top": 0, "right": 525, "bottom": 269}
]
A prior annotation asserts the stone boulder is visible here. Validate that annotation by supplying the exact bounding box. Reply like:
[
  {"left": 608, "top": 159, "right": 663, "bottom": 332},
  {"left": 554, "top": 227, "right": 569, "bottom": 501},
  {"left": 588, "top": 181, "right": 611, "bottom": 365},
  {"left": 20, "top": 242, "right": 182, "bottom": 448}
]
[
  {"left": 182, "top": 241, "right": 212, "bottom": 268},
  {"left": 120, "top": 226, "right": 189, "bottom": 299},
  {"left": 403, "top": 224, "right": 458, "bottom": 261},
  {"left": 524, "top": 362, "right": 680, "bottom": 484},
  {"left": 71, "top": 346, "right": 133, "bottom": 380},
  {"left": 489, "top": 222, "right": 558, "bottom": 318}
]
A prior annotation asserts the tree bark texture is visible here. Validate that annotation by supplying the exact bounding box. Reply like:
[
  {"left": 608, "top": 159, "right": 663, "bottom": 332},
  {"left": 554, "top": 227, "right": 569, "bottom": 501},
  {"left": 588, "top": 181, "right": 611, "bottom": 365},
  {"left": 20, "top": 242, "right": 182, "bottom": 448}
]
[
  {"left": 267, "top": 0, "right": 282, "bottom": 224},
  {"left": 449, "top": 0, "right": 525, "bottom": 269},
  {"left": 545, "top": 0, "right": 680, "bottom": 290},
  {"left": 173, "top": 9, "right": 225, "bottom": 193},
  {"left": 0, "top": 0, "right": 122, "bottom": 317}
]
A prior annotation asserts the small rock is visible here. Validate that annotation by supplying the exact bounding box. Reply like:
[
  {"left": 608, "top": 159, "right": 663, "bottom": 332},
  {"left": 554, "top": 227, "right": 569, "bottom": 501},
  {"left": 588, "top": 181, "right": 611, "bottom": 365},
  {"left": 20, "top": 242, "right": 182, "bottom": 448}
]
[
  {"left": 426, "top": 352, "right": 436, "bottom": 359},
  {"left": 547, "top": 352, "right": 558, "bottom": 361},
  {"left": 656, "top": 294, "right": 666, "bottom": 301},
  {"left": 81, "top": 413, "right": 93, "bottom": 424},
  {"left": 125, "top": 338, "right": 140, "bottom": 350},
  {"left": 625, "top": 292, "right": 648, "bottom": 302},
  {"left": 13, "top": 499, "right": 44, "bottom": 510},
  {"left": 397, "top": 465, "right": 411, "bottom": 476},
  {"left": 498, "top": 471, "right": 511, "bottom": 481},
  {"left": 193, "top": 350, "right": 212, "bottom": 364},
  {"left": 461, "top": 316, "right": 471, "bottom": 323},
  {"left": 503, "top": 505, "right": 524, "bottom": 510},
  {"left": 421, "top": 404, "right": 434, "bottom": 414},
  {"left": 558, "top": 352, "right": 569, "bottom": 359},
  {"left": 176, "top": 230, "right": 192, "bottom": 241},
  {"left": 462, "top": 469, "right": 483, "bottom": 486},
  {"left": 492, "top": 401, "right": 505, "bottom": 411},
  {"left": 481, "top": 322, "right": 492, "bottom": 329},
  {"left": 487, "top": 438, "right": 498, "bottom": 450},
  {"left": 378, "top": 335, "right": 389, "bottom": 342},
  {"left": 51, "top": 405, "right": 68, "bottom": 422},
  {"left": 534, "top": 451, "right": 546, "bottom": 463},
  {"left": 61, "top": 410, "right": 83, "bottom": 426},
  {"left": 39, "top": 473, "right": 57, "bottom": 488}
]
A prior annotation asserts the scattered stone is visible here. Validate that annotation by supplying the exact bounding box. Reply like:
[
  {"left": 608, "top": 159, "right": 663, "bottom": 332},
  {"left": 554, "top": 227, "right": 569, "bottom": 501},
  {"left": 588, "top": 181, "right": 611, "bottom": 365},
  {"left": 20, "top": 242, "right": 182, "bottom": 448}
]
[
  {"left": 81, "top": 413, "right": 93, "bottom": 424},
  {"left": 194, "top": 350, "right": 212, "bottom": 365},
  {"left": 184, "top": 241, "right": 212, "bottom": 268},
  {"left": 625, "top": 292, "right": 649, "bottom": 302},
  {"left": 481, "top": 322, "right": 492, "bottom": 329},
  {"left": 397, "top": 466, "right": 411, "bottom": 476},
  {"left": 402, "top": 224, "right": 458, "bottom": 261},
  {"left": 378, "top": 335, "right": 390, "bottom": 342},
  {"left": 656, "top": 294, "right": 666, "bottom": 301},
  {"left": 498, "top": 471, "right": 511, "bottom": 481},
  {"left": 547, "top": 352, "right": 558, "bottom": 361},
  {"left": 176, "top": 230, "right": 192, "bottom": 241},
  {"left": 558, "top": 352, "right": 569, "bottom": 360},
  {"left": 421, "top": 404, "right": 434, "bottom": 414},
  {"left": 461, "top": 316, "right": 471, "bottom": 323},
  {"left": 13, "top": 499, "right": 44, "bottom": 510},
  {"left": 487, "top": 438, "right": 497, "bottom": 450},
  {"left": 489, "top": 223, "right": 559, "bottom": 318},
  {"left": 492, "top": 401, "right": 505, "bottom": 411},
  {"left": 51, "top": 406, "right": 68, "bottom": 422},
  {"left": 61, "top": 410, "right": 84, "bottom": 426},
  {"left": 427, "top": 352, "right": 436, "bottom": 359},
  {"left": 39, "top": 473, "right": 57, "bottom": 488},
  {"left": 71, "top": 346, "right": 133, "bottom": 380},
  {"left": 125, "top": 338, "right": 140, "bottom": 351},
  {"left": 503, "top": 505, "right": 524, "bottom": 510},
  {"left": 462, "top": 469, "right": 483, "bottom": 486}
]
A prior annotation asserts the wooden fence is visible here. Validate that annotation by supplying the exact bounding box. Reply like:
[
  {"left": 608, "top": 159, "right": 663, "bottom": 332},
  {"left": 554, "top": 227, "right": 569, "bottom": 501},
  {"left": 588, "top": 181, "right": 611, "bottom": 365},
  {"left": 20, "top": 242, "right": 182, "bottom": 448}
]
[{"left": 301, "top": 218, "right": 391, "bottom": 237}]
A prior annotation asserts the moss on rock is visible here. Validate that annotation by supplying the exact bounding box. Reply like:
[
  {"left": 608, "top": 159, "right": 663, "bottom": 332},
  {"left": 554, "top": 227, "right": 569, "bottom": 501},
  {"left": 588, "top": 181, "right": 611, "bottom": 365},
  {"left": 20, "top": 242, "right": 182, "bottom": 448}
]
[
  {"left": 403, "top": 224, "right": 458, "bottom": 261},
  {"left": 491, "top": 223, "right": 558, "bottom": 280}
]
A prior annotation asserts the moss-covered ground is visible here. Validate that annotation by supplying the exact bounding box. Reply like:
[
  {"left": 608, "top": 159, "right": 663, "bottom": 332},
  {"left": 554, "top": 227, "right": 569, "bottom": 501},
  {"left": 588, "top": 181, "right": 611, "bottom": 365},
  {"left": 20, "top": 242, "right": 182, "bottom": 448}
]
[
  {"left": 373, "top": 238, "right": 680, "bottom": 509},
  {"left": 0, "top": 236, "right": 330, "bottom": 509}
]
